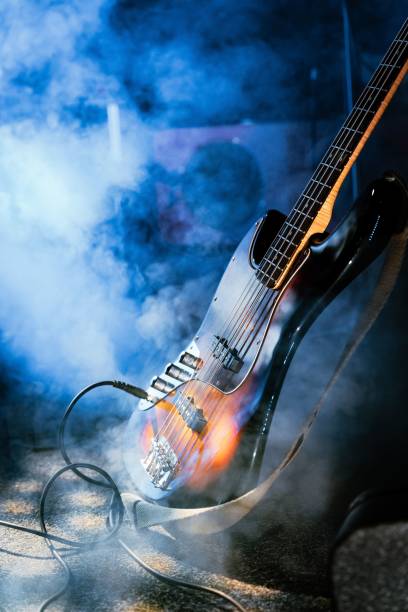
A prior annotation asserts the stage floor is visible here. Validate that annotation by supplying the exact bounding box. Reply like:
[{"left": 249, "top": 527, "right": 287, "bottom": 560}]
[{"left": 0, "top": 445, "right": 331, "bottom": 611}]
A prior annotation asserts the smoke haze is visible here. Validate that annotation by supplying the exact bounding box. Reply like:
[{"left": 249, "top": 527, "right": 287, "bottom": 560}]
[
  {"left": 0, "top": 0, "right": 404, "bottom": 408},
  {"left": 0, "top": 2, "right": 407, "bottom": 610},
  {"left": 0, "top": 0, "right": 280, "bottom": 405}
]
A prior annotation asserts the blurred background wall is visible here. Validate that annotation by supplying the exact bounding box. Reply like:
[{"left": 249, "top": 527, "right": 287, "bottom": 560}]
[{"left": 0, "top": 2, "right": 407, "bottom": 580}]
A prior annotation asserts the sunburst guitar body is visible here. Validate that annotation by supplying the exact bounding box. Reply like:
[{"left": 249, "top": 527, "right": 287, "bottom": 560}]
[
  {"left": 124, "top": 23, "right": 408, "bottom": 507},
  {"left": 123, "top": 175, "right": 407, "bottom": 508}
]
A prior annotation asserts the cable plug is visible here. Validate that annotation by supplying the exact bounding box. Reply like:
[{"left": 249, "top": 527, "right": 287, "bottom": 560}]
[{"left": 112, "top": 380, "right": 150, "bottom": 400}]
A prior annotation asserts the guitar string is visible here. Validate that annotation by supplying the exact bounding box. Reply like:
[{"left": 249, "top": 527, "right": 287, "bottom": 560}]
[
  {"left": 263, "top": 22, "right": 408, "bottom": 280},
  {"left": 172, "top": 51, "right": 408, "bottom": 476},
  {"left": 187, "top": 22, "right": 408, "bottom": 396},
  {"left": 168, "top": 32, "right": 408, "bottom": 467},
  {"left": 154, "top": 28, "right": 408, "bottom": 466},
  {"left": 208, "top": 25, "right": 408, "bottom": 370},
  {"left": 199, "top": 28, "right": 408, "bottom": 404},
  {"left": 167, "top": 85, "right": 407, "bottom": 472},
  {"left": 161, "top": 29, "right": 408, "bottom": 464},
  {"left": 219, "top": 23, "right": 408, "bottom": 362},
  {"left": 166, "top": 29, "right": 408, "bottom": 463},
  {"left": 180, "top": 26, "right": 408, "bottom": 405},
  {"left": 201, "top": 16, "right": 408, "bottom": 370}
]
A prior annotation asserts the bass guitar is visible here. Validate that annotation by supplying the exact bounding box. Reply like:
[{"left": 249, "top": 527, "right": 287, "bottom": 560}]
[{"left": 124, "top": 19, "right": 408, "bottom": 508}]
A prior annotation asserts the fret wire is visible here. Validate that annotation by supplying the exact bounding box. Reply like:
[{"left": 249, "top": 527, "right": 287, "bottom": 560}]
[
  {"left": 366, "top": 58, "right": 406, "bottom": 87},
  {"left": 259, "top": 259, "right": 285, "bottom": 274},
  {"left": 264, "top": 249, "right": 291, "bottom": 261},
  {"left": 320, "top": 161, "right": 341, "bottom": 171},
  {"left": 380, "top": 62, "right": 402, "bottom": 68},
  {"left": 354, "top": 42, "right": 406, "bottom": 106},
  {"left": 261, "top": 223, "right": 310, "bottom": 276},
  {"left": 341, "top": 49, "right": 407, "bottom": 139},
  {"left": 258, "top": 23, "right": 408, "bottom": 280},
  {"left": 306, "top": 56, "right": 392, "bottom": 189},
  {"left": 331, "top": 128, "right": 360, "bottom": 153},
  {"left": 277, "top": 234, "right": 296, "bottom": 246},
  {"left": 300, "top": 194, "right": 323, "bottom": 208},
  {"left": 341, "top": 126, "right": 363, "bottom": 134},
  {"left": 262, "top": 260, "right": 285, "bottom": 271},
  {"left": 257, "top": 269, "right": 279, "bottom": 280},
  {"left": 285, "top": 221, "right": 306, "bottom": 234},
  {"left": 285, "top": 219, "right": 309, "bottom": 234},
  {"left": 368, "top": 66, "right": 404, "bottom": 88},
  {"left": 330, "top": 144, "right": 352, "bottom": 153},
  {"left": 310, "top": 178, "right": 332, "bottom": 188},
  {"left": 367, "top": 85, "right": 387, "bottom": 92},
  {"left": 297, "top": 195, "right": 320, "bottom": 207},
  {"left": 260, "top": 243, "right": 295, "bottom": 274},
  {"left": 293, "top": 208, "right": 315, "bottom": 219},
  {"left": 354, "top": 105, "right": 375, "bottom": 113}
]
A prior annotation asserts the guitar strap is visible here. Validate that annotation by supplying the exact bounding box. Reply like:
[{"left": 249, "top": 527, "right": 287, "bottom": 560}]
[{"left": 122, "top": 223, "right": 408, "bottom": 536}]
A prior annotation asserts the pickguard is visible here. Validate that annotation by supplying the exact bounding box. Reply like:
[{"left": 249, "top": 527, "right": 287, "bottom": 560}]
[
  {"left": 124, "top": 173, "right": 408, "bottom": 505},
  {"left": 139, "top": 214, "right": 306, "bottom": 407}
]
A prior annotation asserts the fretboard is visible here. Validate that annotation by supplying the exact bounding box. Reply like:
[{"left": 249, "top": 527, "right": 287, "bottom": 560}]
[{"left": 259, "top": 18, "right": 408, "bottom": 287}]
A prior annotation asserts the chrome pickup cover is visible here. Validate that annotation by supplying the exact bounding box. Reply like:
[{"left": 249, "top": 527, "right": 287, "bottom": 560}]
[
  {"left": 177, "top": 395, "right": 207, "bottom": 433},
  {"left": 180, "top": 351, "right": 203, "bottom": 370},
  {"left": 151, "top": 376, "right": 175, "bottom": 394},
  {"left": 138, "top": 342, "right": 201, "bottom": 411},
  {"left": 212, "top": 335, "right": 244, "bottom": 373},
  {"left": 165, "top": 363, "right": 191, "bottom": 382}
]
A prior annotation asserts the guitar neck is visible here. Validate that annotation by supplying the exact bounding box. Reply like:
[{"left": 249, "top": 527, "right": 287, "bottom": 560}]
[{"left": 262, "top": 18, "right": 408, "bottom": 289}]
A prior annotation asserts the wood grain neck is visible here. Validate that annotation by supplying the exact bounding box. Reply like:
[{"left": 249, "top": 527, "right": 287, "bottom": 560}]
[{"left": 258, "top": 19, "right": 408, "bottom": 290}]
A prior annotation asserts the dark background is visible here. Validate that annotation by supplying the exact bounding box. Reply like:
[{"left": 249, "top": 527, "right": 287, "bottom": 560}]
[{"left": 0, "top": 0, "right": 407, "bottom": 605}]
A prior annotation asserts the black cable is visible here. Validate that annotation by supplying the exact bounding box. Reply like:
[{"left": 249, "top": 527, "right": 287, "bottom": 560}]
[
  {"left": 58, "top": 380, "right": 148, "bottom": 488},
  {"left": 0, "top": 546, "right": 75, "bottom": 561},
  {"left": 107, "top": 503, "right": 246, "bottom": 611},
  {"left": 117, "top": 537, "right": 247, "bottom": 612},
  {"left": 39, "top": 543, "right": 71, "bottom": 612},
  {"left": 0, "top": 517, "right": 105, "bottom": 547},
  {"left": 38, "top": 461, "right": 124, "bottom": 611},
  {"left": 0, "top": 381, "right": 134, "bottom": 611},
  {"left": 61, "top": 382, "right": 246, "bottom": 611},
  {"left": 0, "top": 459, "right": 125, "bottom": 611},
  {"left": 39, "top": 462, "right": 124, "bottom": 546},
  {"left": 0, "top": 380, "right": 246, "bottom": 612}
]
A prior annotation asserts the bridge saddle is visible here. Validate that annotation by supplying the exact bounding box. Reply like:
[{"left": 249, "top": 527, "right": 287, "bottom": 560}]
[{"left": 141, "top": 435, "right": 179, "bottom": 489}]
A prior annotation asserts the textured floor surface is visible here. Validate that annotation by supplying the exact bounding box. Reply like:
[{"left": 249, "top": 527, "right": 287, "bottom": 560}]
[
  {"left": 2, "top": 234, "right": 407, "bottom": 611},
  {"left": 0, "top": 444, "right": 332, "bottom": 611},
  {"left": 333, "top": 522, "right": 408, "bottom": 612}
]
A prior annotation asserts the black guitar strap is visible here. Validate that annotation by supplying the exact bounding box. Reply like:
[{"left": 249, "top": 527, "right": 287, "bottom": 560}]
[{"left": 122, "top": 223, "right": 408, "bottom": 536}]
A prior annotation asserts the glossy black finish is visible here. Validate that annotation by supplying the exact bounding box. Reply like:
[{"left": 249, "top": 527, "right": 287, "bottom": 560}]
[
  {"left": 127, "top": 173, "right": 407, "bottom": 510},
  {"left": 250, "top": 209, "right": 287, "bottom": 268},
  {"left": 235, "top": 172, "right": 408, "bottom": 496}
]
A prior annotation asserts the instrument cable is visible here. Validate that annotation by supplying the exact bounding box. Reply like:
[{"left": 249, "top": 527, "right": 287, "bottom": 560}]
[{"left": 0, "top": 380, "right": 246, "bottom": 612}]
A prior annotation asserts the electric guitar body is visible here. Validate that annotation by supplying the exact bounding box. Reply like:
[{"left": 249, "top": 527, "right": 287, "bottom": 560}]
[
  {"left": 124, "top": 22, "right": 407, "bottom": 510},
  {"left": 123, "top": 174, "right": 407, "bottom": 508}
]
